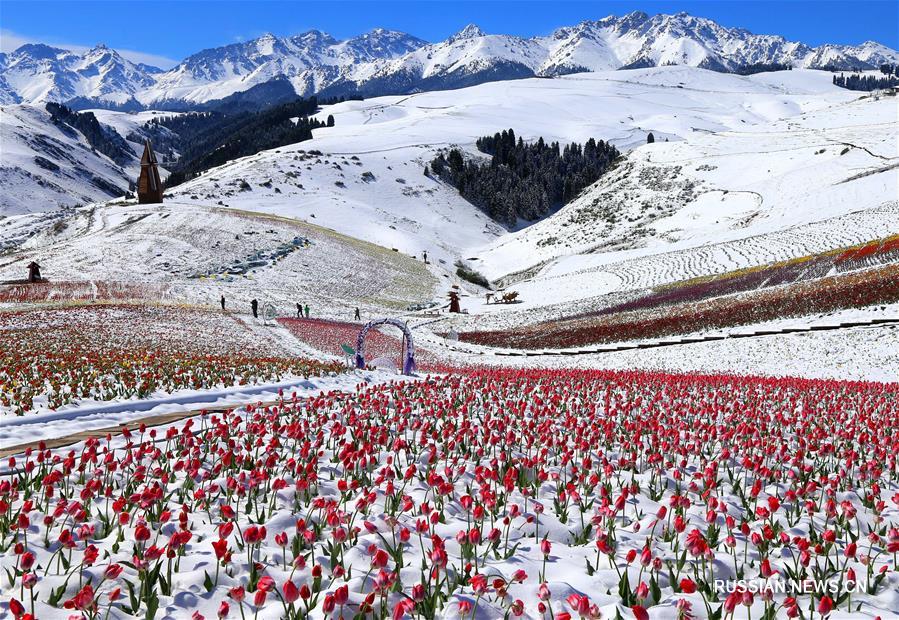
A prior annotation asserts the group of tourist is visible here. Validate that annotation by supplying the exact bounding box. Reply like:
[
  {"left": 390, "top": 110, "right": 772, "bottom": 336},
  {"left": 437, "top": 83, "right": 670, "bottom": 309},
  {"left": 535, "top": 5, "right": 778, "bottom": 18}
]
[{"left": 218, "top": 294, "right": 361, "bottom": 322}]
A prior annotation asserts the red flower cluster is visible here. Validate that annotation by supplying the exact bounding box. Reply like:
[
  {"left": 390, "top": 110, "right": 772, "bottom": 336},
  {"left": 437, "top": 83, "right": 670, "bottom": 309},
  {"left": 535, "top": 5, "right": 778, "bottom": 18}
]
[
  {"left": 1, "top": 305, "right": 342, "bottom": 414},
  {"left": 0, "top": 281, "right": 169, "bottom": 304},
  {"left": 463, "top": 264, "right": 899, "bottom": 349},
  {"left": 1, "top": 369, "right": 897, "bottom": 619}
]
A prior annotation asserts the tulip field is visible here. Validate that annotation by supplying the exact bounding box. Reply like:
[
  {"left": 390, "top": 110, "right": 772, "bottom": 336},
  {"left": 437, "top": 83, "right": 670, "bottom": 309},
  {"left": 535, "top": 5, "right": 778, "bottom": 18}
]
[
  {"left": 0, "top": 282, "right": 170, "bottom": 304},
  {"left": 0, "top": 305, "right": 343, "bottom": 415},
  {"left": 462, "top": 264, "right": 899, "bottom": 350},
  {"left": 2, "top": 369, "right": 897, "bottom": 620}
]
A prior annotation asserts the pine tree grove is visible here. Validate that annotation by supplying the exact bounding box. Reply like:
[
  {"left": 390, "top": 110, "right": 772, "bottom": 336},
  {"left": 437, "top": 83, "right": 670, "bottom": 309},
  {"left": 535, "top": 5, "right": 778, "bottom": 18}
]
[{"left": 430, "top": 129, "right": 619, "bottom": 227}]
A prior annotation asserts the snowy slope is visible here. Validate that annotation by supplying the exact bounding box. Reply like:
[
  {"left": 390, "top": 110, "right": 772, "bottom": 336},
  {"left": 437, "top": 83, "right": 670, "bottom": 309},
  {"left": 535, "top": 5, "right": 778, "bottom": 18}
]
[
  {"left": 476, "top": 86, "right": 899, "bottom": 285},
  {"left": 87, "top": 108, "right": 183, "bottom": 158},
  {"left": 0, "top": 104, "right": 136, "bottom": 214},
  {"left": 164, "top": 67, "right": 895, "bottom": 328},
  {"left": 161, "top": 67, "right": 857, "bottom": 270},
  {"left": 0, "top": 105, "right": 182, "bottom": 214},
  {"left": 0, "top": 202, "right": 438, "bottom": 316}
]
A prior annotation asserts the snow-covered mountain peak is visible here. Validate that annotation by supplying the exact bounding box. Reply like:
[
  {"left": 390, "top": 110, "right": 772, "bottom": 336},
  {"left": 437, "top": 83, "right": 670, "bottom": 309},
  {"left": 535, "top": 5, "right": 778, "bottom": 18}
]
[
  {"left": 611, "top": 11, "right": 652, "bottom": 32},
  {"left": 449, "top": 24, "right": 487, "bottom": 42},
  {"left": 350, "top": 28, "right": 425, "bottom": 45},
  {"left": 2, "top": 42, "right": 160, "bottom": 104},
  {"left": 339, "top": 29, "right": 426, "bottom": 60},
  {"left": 4, "top": 12, "right": 897, "bottom": 107},
  {"left": 81, "top": 44, "right": 122, "bottom": 64},
  {"left": 12, "top": 43, "right": 68, "bottom": 60},
  {"left": 288, "top": 30, "right": 338, "bottom": 48}
]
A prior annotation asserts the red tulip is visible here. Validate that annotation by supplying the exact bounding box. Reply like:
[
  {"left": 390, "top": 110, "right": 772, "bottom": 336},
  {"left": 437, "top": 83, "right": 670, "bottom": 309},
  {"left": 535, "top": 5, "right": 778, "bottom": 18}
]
[{"left": 282, "top": 580, "right": 299, "bottom": 603}]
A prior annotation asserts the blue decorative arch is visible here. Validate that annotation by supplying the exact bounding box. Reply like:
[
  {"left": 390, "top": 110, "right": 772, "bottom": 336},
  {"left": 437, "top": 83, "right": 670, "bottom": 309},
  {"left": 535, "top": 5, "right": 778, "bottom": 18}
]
[{"left": 355, "top": 318, "right": 416, "bottom": 375}]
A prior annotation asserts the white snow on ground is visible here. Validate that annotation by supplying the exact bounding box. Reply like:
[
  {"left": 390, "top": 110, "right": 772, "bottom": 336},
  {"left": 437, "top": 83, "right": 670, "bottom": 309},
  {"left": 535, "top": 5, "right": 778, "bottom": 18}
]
[
  {"left": 498, "top": 324, "right": 899, "bottom": 383},
  {"left": 573, "top": 323, "right": 898, "bottom": 382},
  {"left": 410, "top": 304, "right": 899, "bottom": 383},
  {"left": 0, "top": 202, "right": 438, "bottom": 315},
  {"left": 0, "top": 369, "right": 397, "bottom": 448},
  {"left": 416, "top": 303, "right": 899, "bottom": 348},
  {"left": 0, "top": 104, "right": 134, "bottom": 214},
  {"left": 476, "top": 93, "right": 898, "bottom": 284},
  {"left": 0, "top": 106, "right": 178, "bottom": 215},
  {"left": 459, "top": 204, "right": 899, "bottom": 321},
  {"left": 163, "top": 68, "right": 859, "bottom": 272}
]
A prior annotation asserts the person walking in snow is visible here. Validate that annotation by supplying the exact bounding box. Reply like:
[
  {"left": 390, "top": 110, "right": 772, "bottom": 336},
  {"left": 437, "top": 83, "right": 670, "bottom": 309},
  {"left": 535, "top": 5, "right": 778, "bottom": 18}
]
[
  {"left": 304, "top": 304, "right": 310, "bottom": 318},
  {"left": 354, "top": 307, "right": 361, "bottom": 321},
  {"left": 296, "top": 302, "right": 302, "bottom": 318},
  {"left": 220, "top": 295, "right": 225, "bottom": 311},
  {"left": 251, "top": 298, "right": 259, "bottom": 319}
]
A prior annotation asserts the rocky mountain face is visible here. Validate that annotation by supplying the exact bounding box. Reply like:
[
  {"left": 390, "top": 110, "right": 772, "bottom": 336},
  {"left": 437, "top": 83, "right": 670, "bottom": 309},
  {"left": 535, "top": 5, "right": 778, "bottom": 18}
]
[
  {"left": 0, "top": 104, "right": 137, "bottom": 214},
  {"left": 0, "top": 43, "right": 160, "bottom": 106},
  {"left": 131, "top": 28, "right": 427, "bottom": 105},
  {"left": 2, "top": 12, "right": 896, "bottom": 108}
]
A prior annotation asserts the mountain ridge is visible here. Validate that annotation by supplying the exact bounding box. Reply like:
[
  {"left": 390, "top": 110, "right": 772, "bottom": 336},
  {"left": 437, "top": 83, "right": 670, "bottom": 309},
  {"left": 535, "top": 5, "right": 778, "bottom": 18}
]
[{"left": 2, "top": 11, "right": 897, "bottom": 108}]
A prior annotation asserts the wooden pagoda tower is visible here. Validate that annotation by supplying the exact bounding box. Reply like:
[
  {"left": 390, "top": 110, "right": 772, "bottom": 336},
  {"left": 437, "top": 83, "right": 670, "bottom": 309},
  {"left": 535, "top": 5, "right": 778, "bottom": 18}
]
[{"left": 137, "top": 139, "right": 164, "bottom": 204}]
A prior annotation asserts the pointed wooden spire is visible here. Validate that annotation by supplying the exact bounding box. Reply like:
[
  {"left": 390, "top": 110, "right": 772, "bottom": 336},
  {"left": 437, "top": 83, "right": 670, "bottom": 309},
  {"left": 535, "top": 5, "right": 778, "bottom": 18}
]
[{"left": 137, "top": 139, "right": 164, "bottom": 204}]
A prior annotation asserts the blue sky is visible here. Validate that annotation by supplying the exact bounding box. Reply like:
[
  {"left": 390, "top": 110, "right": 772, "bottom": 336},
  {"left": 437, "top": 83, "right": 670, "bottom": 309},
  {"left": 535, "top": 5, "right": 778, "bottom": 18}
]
[{"left": 1, "top": 1, "right": 896, "bottom": 69}]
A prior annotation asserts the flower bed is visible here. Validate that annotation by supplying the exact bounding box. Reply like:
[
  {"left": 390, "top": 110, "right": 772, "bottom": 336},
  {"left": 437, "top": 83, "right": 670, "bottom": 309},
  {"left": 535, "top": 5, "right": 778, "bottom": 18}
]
[
  {"left": 0, "top": 305, "right": 342, "bottom": 415},
  {"left": 463, "top": 264, "right": 899, "bottom": 349},
  {"left": 593, "top": 235, "right": 899, "bottom": 320},
  {"left": 1, "top": 369, "right": 896, "bottom": 619},
  {"left": 0, "top": 281, "right": 170, "bottom": 304}
]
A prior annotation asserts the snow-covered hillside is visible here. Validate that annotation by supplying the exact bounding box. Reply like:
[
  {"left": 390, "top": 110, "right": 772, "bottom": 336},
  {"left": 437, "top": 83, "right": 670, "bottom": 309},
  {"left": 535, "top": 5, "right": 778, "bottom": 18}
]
[
  {"left": 0, "top": 104, "right": 136, "bottom": 214},
  {"left": 477, "top": 86, "right": 899, "bottom": 283},
  {"left": 0, "top": 105, "right": 182, "bottom": 214},
  {"left": 161, "top": 67, "right": 859, "bottom": 269},
  {"left": 87, "top": 108, "right": 182, "bottom": 159},
  {"left": 0, "top": 202, "right": 437, "bottom": 316},
  {"left": 2, "top": 12, "right": 896, "bottom": 107},
  {"left": 2, "top": 67, "right": 895, "bottom": 338}
]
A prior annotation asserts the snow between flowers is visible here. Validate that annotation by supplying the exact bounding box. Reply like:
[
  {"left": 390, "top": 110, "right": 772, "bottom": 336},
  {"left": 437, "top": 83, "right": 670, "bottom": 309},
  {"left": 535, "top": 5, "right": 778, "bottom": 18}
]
[{"left": 1, "top": 369, "right": 897, "bottom": 620}]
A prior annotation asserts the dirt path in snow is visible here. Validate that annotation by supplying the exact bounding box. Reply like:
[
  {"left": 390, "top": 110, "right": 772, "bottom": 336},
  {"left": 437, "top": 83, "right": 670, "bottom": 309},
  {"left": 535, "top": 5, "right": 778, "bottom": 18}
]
[{"left": 0, "top": 399, "right": 280, "bottom": 461}]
